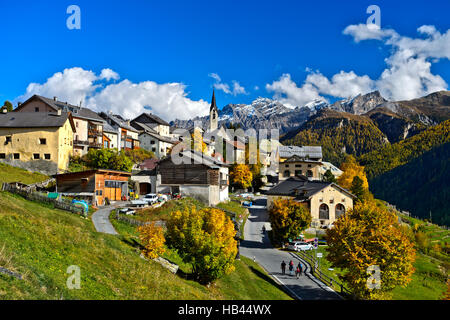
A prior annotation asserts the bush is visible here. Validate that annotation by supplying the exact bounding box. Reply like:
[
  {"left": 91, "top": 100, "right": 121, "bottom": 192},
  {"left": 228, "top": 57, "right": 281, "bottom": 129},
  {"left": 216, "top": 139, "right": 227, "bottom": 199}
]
[
  {"left": 165, "top": 207, "right": 237, "bottom": 284},
  {"left": 138, "top": 222, "right": 166, "bottom": 259}
]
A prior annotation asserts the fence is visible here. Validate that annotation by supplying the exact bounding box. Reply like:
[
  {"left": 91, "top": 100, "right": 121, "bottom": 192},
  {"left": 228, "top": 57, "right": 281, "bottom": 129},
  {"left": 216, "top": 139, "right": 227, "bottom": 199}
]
[
  {"left": 1, "top": 183, "right": 84, "bottom": 216},
  {"left": 114, "top": 211, "right": 165, "bottom": 228},
  {"left": 296, "top": 249, "right": 353, "bottom": 298}
]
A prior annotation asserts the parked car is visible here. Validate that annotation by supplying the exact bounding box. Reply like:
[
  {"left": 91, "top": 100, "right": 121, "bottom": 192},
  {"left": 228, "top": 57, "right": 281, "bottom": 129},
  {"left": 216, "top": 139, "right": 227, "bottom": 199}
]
[
  {"left": 287, "top": 241, "right": 313, "bottom": 251},
  {"left": 142, "top": 193, "right": 159, "bottom": 205},
  {"left": 119, "top": 208, "right": 136, "bottom": 216},
  {"left": 158, "top": 194, "right": 169, "bottom": 202}
]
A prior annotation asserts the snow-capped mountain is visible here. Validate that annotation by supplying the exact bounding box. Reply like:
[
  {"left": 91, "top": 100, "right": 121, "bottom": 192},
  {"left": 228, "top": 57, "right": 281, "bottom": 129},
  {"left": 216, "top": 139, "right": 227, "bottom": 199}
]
[
  {"left": 170, "top": 91, "right": 394, "bottom": 134},
  {"left": 171, "top": 97, "right": 317, "bottom": 134}
]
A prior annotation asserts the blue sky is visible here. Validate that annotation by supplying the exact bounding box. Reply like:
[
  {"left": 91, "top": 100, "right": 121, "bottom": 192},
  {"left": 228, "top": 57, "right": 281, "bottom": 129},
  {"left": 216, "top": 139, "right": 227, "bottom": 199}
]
[{"left": 0, "top": 0, "right": 449, "bottom": 120}]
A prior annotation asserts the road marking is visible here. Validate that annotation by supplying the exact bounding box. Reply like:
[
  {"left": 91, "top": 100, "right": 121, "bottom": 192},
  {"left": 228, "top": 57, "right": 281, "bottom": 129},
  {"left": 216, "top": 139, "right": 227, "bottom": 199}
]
[{"left": 271, "top": 274, "right": 303, "bottom": 300}]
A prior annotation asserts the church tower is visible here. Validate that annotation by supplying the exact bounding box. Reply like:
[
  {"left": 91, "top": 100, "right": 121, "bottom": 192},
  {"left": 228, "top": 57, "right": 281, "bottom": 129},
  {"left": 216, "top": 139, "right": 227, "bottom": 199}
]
[{"left": 209, "top": 90, "right": 219, "bottom": 131}]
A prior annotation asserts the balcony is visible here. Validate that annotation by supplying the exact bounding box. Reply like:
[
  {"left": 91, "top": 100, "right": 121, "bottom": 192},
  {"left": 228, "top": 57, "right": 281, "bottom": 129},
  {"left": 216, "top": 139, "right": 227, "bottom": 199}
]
[
  {"left": 88, "top": 129, "right": 103, "bottom": 137},
  {"left": 89, "top": 142, "right": 103, "bottom": 149},
  {"left": 73, "top": 140, "right": 89, "bottom": 146},
  {"left": 220, "top": 180, "right": 229, "bottom": 187}
]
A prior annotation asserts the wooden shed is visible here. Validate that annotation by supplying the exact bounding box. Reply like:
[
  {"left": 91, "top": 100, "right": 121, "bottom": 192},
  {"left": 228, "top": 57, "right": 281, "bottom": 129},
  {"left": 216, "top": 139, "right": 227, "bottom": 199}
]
[{"left": 54, "top": 169, "right": 131, "bottom": 206}]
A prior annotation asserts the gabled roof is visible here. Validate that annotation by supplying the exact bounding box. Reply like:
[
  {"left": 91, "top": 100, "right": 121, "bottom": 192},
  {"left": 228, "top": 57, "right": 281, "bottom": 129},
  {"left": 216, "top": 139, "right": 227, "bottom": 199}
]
[
  {"left": 135, "top": 122, "right": 176, "bottom": 144},
  {"left": 266, "top": 176, "right": 355, "bottom": 201},
  {"left": 279, "top": 145, "right": 322, "bottom": 159},
  {"left": 17, "top": 95, "right": 105, "bottom": 123},
  {"left": 99, "top": 112, "right": 139, "bottom": 133},
  {"left": 132, "top": 112, "right": 170, "bottom": 126},
  {"left": 0, "top": 111, "right": 76, "bottom": 132},
  {"left": 103, "top": 122, "right": 117, "bottom": 134}
]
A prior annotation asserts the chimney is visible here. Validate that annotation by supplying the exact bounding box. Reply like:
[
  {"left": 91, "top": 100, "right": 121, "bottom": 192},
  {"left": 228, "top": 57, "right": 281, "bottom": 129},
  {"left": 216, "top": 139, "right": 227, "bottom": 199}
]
[
  {"left": 1, "top": 108, "right": 7, "bottom": 114},
  {"left": 53, "top": 96, "right": 57, "bottom": 101},
  {"left": 18, "top": 102, "right": 22, "bottom": 107},
  {"left": 57, "top": 109, "right": 62, "bottom": 116}
]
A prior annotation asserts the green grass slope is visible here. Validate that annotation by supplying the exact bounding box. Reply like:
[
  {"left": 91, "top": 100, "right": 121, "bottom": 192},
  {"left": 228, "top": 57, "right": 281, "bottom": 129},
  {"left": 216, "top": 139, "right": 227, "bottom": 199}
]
[
  {"left": 0, "top": 192, "right": 291, "bottom": 300},
  {"left": 0, "top": 163, "right": 49, "bottom": 185}
]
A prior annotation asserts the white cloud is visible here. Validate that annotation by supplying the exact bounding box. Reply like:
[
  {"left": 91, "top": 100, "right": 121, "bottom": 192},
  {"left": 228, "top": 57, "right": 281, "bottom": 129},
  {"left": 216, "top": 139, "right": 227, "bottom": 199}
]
[
  {"left": 18, "top": 67, "right": 99, "bottom": 106},
  {"left": 232, "top": 81, "right": 247, "bottom": 95},
  {"left": 87, "top": 80, "right": 209, "bottom": 121},
  {"left": 100, "top": 68, "right": 120, "bottom": 81},
  {"left": 266, "top": 73, "right": 326, "bottom": 108},
  {"left": 266, "top": 24, "right": 449, "bottom": 105},
  {"left": 16, "top": 67, "right": 209, "bottom": 121},
  {"left": 343, "top": 23, "right": 397, "bottom": 43},
  {"left": 209, "top": 73, "right": 247, "bottom": 96}
]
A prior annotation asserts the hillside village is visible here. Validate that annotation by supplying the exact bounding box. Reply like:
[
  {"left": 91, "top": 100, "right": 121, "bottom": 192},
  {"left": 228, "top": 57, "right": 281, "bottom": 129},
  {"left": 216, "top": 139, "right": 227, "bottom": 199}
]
[{"left": 0, "top": 90, "right": 449, "bottom": 301}]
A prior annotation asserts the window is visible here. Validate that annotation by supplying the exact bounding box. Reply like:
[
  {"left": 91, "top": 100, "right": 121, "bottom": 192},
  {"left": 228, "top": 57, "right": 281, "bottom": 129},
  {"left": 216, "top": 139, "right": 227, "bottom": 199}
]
[
  {"left": 151, "top": 140, "right": 155, "bottom": 145},
  {"left": 96, "top": 190, "right": 103, "bottom": 196},
  {"left": 13, "top": 153, "right": 20, "bottom": 160},
  {"left": 307, "top": 170, "right": 313, "bottom": 178},
  {"left": 33, "top": 154, "right": 40, "bottom": 160},
  {"left": 283, "top": 170, "right": 290, "bottom": 178},
  {"left": 319, "top": 204, "right": 330, "bottom": 220},
  {"left": 335, "top": 204, "right": 345, "bottom": 218},
  {"left": 35, "top": 107, "right": 39, "bottom": 112},
  {"left": 76, "top": 122, "right": 79, "bottom": 128},
  {"left": 5, "top": 136, "right": 11, "bottom": 144},
  {"left": 152, "top": 148, "right": 156, "bottom": 152},
  {"left": 44, "top": 154, "right": 51, "bottom": 160},
  {"left": 0, "top": 153, "right": 5, "bottom": 159},
  {"left": 295, "top": 170, "right": 302, "bottom": 176},
  {"left": 308, "top": 164, "right": 312, "bottom": 168},
  {"left": 39, "top": 138, "right": 46, "bottom": 145},
  {"left": 295, "top": 164, "right": 302, "bottom": 168}
]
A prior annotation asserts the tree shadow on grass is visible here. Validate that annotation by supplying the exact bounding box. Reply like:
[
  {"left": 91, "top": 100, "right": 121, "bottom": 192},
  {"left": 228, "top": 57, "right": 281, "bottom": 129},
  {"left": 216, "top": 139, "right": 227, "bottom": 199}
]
[{"left": 248, "top": 265, "right": 282, "bottom": 288}]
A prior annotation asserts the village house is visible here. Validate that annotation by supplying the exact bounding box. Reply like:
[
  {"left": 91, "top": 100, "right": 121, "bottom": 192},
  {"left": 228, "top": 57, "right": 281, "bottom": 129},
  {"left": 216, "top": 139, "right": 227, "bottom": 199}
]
[
  {"left": 0, "top": 110, "right": 75, "bottom": 175},
  {"left": 14, "top": 95, "right": 106, "bottom": 156},
  {"left": 54, "top": 169, "right": 131, "bottom": 206},
  {"left": 157, "top": 149, "right": 229, "bottom": 206},
  {"left": 266, "top": 176, "right": 355, "bottom": 228},
  {"left": 278, "top": 145, "right": 324, "bottom": 181},
  {"left": 130, "top": 113, "right": 176, "bottom": 158},
  {"left": 98, "top": 112, "right": 140, "bottom": 151}
]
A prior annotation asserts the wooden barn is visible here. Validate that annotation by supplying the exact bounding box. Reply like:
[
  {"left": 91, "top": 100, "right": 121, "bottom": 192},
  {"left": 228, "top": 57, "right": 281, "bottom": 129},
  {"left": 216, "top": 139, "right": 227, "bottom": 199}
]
[
  {"left": 54, "top": 169, "right": 131, "bottom": 206},
  {"left": 157, "top": 150, "right": 229, "bottom": 205}
]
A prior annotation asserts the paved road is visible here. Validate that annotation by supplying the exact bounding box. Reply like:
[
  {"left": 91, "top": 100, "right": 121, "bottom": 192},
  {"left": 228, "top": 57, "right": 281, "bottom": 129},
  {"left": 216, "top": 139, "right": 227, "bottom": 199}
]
[
  {"left": 240, "top": 197, "right": 341, "bottom": 300},
  {"left": 92, "top": 206, "right": 118, "bottom": 235}
]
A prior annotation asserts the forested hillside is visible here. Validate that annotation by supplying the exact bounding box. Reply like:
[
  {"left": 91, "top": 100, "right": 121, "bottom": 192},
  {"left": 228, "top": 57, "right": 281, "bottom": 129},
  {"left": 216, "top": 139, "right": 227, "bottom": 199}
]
[
  {"left": 359, "top": 119, "right": 450, "bottom": 179},
  {"left": 370, "top": 142, "right": 450, "bottom": 226},
  {"left": 281, "top": 109, "right": 388, "bottom": 165}
]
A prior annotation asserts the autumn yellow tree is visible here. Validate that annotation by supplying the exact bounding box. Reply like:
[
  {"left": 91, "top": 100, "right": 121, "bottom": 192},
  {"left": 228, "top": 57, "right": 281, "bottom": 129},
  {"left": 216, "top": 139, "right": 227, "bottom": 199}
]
[
  {"left": 191, "top": 129, "right": 208, "bottom": 154},
  {"left": 230, "top": 164, "right": 253, "bottom": 189},
  {"left": 326, "top": 201, "right": 416, "bottom": 300},
  {"left": 138, "top": 222, "right": 166, "bottom": 259},
  {"left": 338, "top": 155, "right": 369, "bottom": 190},
  {"left": 165, "top": 207, "right": 237, "bottom": 284},
  {"left": 269, "top": 199, "right": 312, "bottom": 244}
]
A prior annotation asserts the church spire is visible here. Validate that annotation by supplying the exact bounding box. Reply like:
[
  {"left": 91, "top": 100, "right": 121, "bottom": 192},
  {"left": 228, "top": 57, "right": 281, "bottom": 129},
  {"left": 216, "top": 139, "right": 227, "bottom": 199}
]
[
  {"left": 209, "top": 90, "right": 218, "bottom": 131},
  {"left": 210, "top": 90, "right": 218, "bottom": 112}
]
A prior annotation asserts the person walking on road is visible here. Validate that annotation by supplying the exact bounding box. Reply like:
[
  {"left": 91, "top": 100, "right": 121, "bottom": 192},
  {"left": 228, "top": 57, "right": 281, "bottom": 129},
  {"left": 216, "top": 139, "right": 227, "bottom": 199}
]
[
  {"left": 297, "top": 262, "right": 303, "bottom": 277},
  {"left": 295, "top": 265, "right": 301, "bottom": 278},
  {"left": 281, "top": 261, "right": 286, "bottom": 275},
  {"left": 289, "top": 260, "right": 294, "bottom": 276}
]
